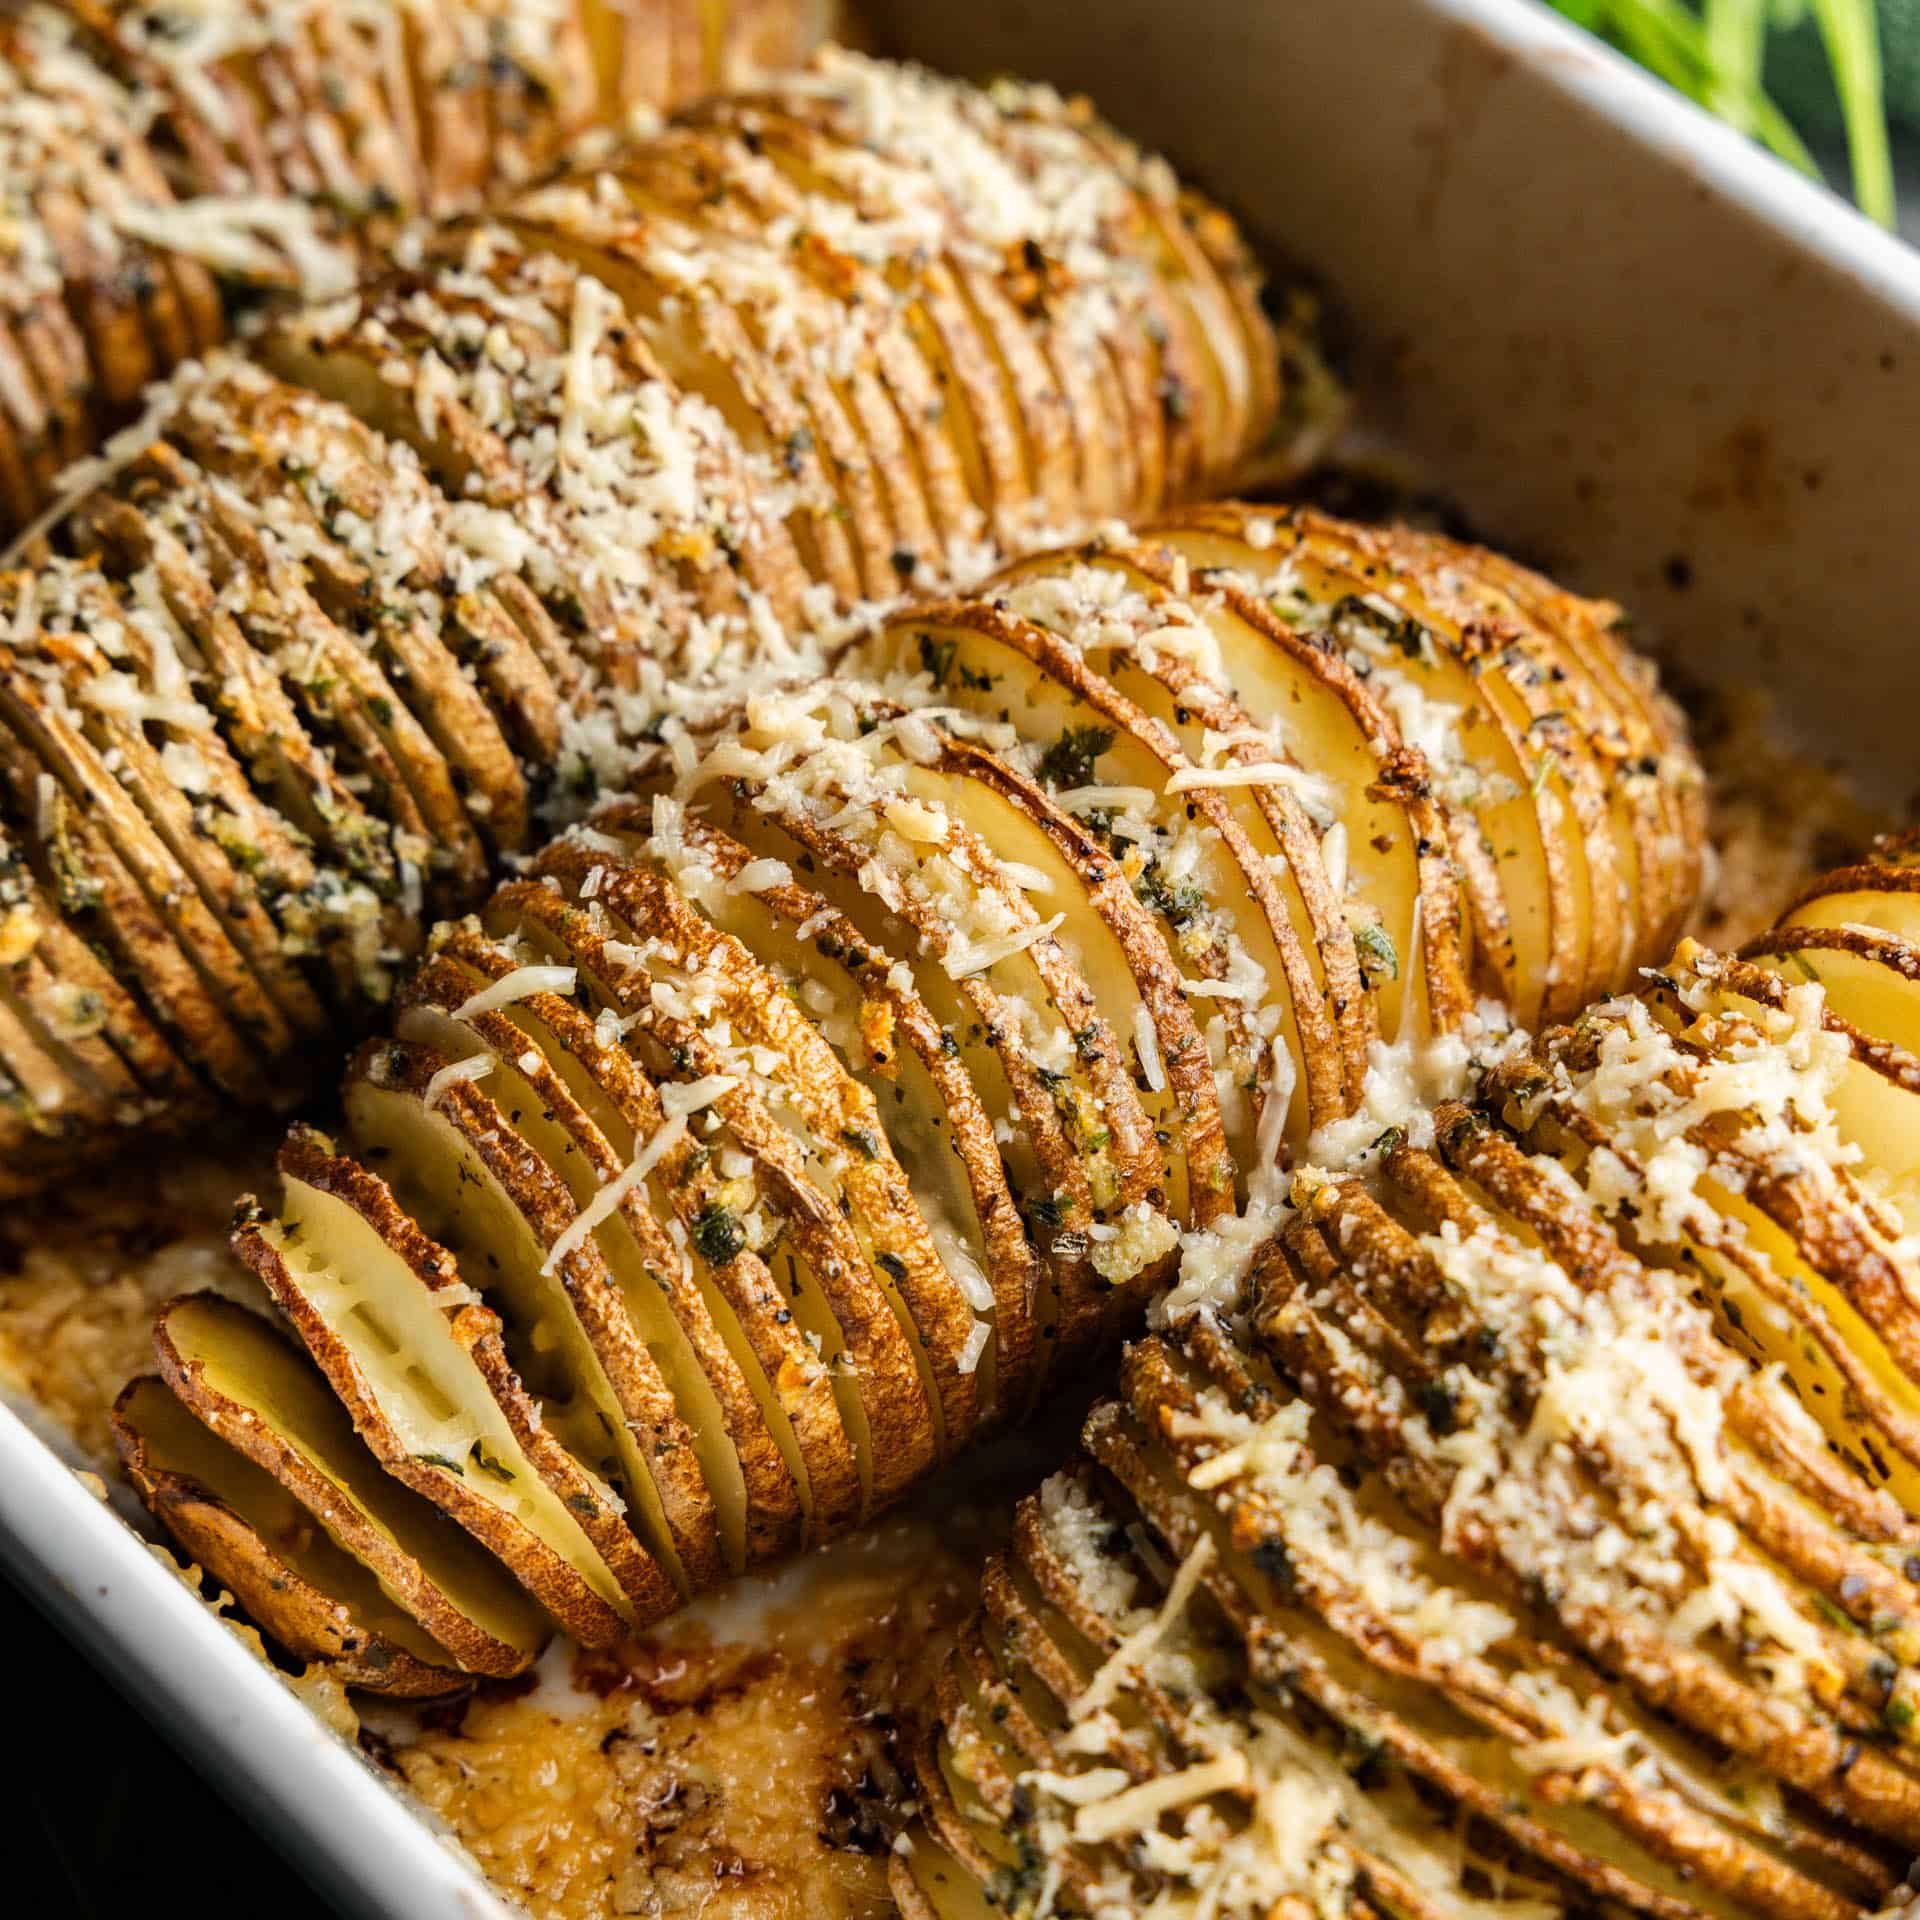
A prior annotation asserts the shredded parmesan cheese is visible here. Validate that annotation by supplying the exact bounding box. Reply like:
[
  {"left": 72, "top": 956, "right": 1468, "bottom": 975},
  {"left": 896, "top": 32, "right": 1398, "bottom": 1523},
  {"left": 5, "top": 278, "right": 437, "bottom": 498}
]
[
  {"left": 423, "top": 1054, "right": 496, "bottom": 1109},
  {"left": 452, "top": 966, "right": 579, "bottom": 1021}
]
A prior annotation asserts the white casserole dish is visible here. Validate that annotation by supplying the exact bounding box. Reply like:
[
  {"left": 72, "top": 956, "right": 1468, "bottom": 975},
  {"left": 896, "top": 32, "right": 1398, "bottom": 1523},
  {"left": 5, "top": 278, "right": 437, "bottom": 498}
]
[{"left": 5, "top": 1, "right": 1919, "bottom": 1911}]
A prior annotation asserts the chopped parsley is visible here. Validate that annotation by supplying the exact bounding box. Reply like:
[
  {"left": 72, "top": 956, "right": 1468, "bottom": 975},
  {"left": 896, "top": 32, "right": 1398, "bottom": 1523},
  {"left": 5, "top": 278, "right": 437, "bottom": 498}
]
[
  {"left": 468, "top": 1440, "right": 517, "bottom": 1483},
  {"left": 692, "top": 1202, "right": 747, "bottom": 1266},
  {"left": 1136, "top": 866, "right": 1206, "bottom": 929},
  {"left": 1036, "top": 723, "right": 1115, "bottom": 790},
  {"left": 1353, "top": 921, "right": 1399, "bottom": 984}
]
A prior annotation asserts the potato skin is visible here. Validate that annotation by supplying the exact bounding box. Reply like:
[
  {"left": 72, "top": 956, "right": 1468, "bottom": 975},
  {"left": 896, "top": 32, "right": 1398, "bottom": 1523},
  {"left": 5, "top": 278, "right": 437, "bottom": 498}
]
[
  {"left": 232, "top": 1122, "right": 638, "bottom": 1650},
  {"left": 149, "top": 1289, "right": 551, "bottom": 1679}
]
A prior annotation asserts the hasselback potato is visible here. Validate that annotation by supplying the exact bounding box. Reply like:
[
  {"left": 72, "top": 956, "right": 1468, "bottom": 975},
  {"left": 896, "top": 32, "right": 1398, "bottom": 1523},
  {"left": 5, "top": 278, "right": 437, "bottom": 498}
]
[
  {"left": 896, "top": 846, "right": 1920, "bottom": 1920},
  {"left": 0, "top": 53, "right": 1329, "bottom": 1192},
  {"left": 111, "top": 509, "right": 1704, "bottom": 1685},
  {"left": 0, "top": 0, "right": 843, "bottom": 530}
]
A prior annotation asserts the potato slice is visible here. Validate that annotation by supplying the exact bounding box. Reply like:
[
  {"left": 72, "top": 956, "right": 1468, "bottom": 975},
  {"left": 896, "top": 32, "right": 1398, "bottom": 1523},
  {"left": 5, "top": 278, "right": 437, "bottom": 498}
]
[
  {"left": 1738, "top": 926, "right": 1920, "bottom": 1231},
  {"left": 536, "top": 831, "right": 986, "bottom": 1462},
  {"left": 0, "top": 676, "right": 266, "bottom": 1103},
  {"left": 667, "top": 694, "right": 1182, "bottom": 1375},
  {"left": 385, "top": 961, "right": 727, "bottom": 1596},
  {"left": 1505, "top": 963, "right": 1920, "bottom": 1520},
  {"left": 922, "top": 1458, "right": 1580, "bottom": 1919},
  {"left": 260, "top": 232, "right": 781, "bottom": 667},
  {"left": 0, "top": 818, "right": 152, "bottom": 1109},
  {"left": 182, "top": 458, "right": 523, "bottom": 874},
  {"left": 888, "top": 1836, "right": 997, "bottom": 1920},
  {"left": 0, "top": 804, "right": 194, "bottom": 1119},
  {"left": 731, "top": 54, "right": 1294, "bottom": 505},
  {"left": 622, "top": 803, "right": 1043, "bottom": 1423},
  {"left": 164, "top": 373, "right": 566, "bottom": 778},
  {"left": 6, "top": 287, "right": 90, "bottom": 503},
  {"left": 396, "top": 930, "right": 798, "bottom": 1573},
  {"left": 150, "top": 1291, "right": 549, "bottom": 1679},
  {"left": 1154, "top": 504, "right": 1703, "bottom": 1019},
  {"left": 602, "top": 118, "right": 998, "bottom": 560},
  {"left": 113, "top": 1374, "right": 468, "bottom": 1698},
  {"left": 685, "top": 104, "right": 1009, "bottom": 547},
  {"left": 1080, "top": 135, "right": 1255, "bottom": 486},
  {"left": 661, "top": 104, "right": 1007, "bottom": 560},
  {"left": 497, "top": 186, "right": 862, "bottom": 605},
  {"left": 1119, "top": 1328, "right": 1868, "bottom": 1920},
  {"left": 1442, "top": 533, "right": 1705, "bottom": 972},
  {"left": 995, "top": 542, "right": 1473, "bottom": 1049},
  {"left": 76, "top": 496, "right": 406, "bottom": 911},
  {"left": 1153, "top": 508, "right": 1555, "bottom": 1022},
  {"left": 1340, "top": 527, "right": 1628, "bottom": 1008},
  {"left": 1778, "top": 860, "right": 1920, "bottom": 955},
  {"left": 233, "top": 1125, "right": 636, "bottom": 1646},
  {"left": 676, "top": 696, "right": 1229, "bottom": 1228},
  {"left": 849, "top": 600, "right": 1358, "bottom": 1158},
  {"left": 512, "top": 134, "right": 925, "bottom": 601},
  {"left": 1430, "top": 1112, "right": 1920, "bottom": 1675},
  {"left": 337, "top": 1040, "right": 688, "bottom": 1616},
  {"left": 0, "top": 988, "right": 132, "bottom": 1195},
  {"left": 165, "top": 502, "right": 490, "bottom": 917},
  {"left": 481, "top": 877, "right": 861, "bottom": 1548},
  {"left": 500, "top": 844, "right": 936, "bottom": 1524},
  {"left": 35, "top": 624, "right": 333, "bottom": 1049},
  {"left": 664, "top": 771, "right": 1120, "bottom": 1386},
  {"left": 0, "top": 635, "right": 305, "bottom": 1083},
  {"left": 886, "top": 722, "right": 1235, "bottom": 1229},
  {"left": 7, "top": 551, "right": 373, "bottom": 1033}
]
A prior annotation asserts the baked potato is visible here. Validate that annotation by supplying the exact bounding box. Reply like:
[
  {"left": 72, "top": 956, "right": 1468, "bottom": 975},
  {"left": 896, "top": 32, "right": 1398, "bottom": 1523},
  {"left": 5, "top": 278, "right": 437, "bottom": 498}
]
[
  {"left": 896, "top": 858, "right": 1920, "bottom": 1920},
  {"left": 0, "top": 54, "right": 1327, "bottom": 1196},
  {"left": 123, "top": 509, "right": 1701, "bottom": 1691},
  {"left": 0, "top": 0, "right": 849, "bottom": 536}
]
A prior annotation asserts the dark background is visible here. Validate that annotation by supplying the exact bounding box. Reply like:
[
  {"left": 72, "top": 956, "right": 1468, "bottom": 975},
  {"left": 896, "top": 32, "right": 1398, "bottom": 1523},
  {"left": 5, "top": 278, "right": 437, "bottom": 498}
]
[{"left": 6, "top": 1564, "right": 333, "bottom": 1917}]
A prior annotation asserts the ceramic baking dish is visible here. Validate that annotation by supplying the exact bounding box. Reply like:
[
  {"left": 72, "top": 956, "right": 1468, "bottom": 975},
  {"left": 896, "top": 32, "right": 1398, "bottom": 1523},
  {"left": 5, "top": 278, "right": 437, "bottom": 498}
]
[{"left": 5, "top": 1, "right": 1919, "bottom": 1912}]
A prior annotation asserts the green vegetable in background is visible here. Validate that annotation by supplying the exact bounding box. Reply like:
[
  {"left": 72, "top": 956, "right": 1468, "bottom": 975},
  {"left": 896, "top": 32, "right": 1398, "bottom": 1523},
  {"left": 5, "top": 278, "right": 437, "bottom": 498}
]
[{"left": 1545, "top": 0, "right": 1896, "bottom": 226}]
